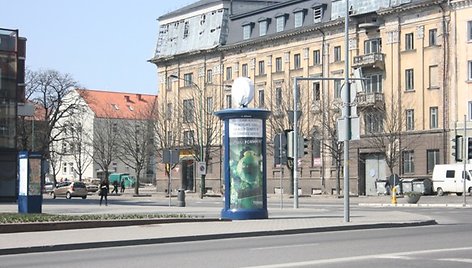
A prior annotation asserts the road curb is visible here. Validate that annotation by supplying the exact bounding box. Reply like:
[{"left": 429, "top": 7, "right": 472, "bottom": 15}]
[
  {"left": 0, "top": 219, "right": 437, "bottom": 256},
  {"left": 359, "top": 203, "right": 472, "bottom": 208},
  {"left": 0, "top": 218, "right": 222, "bottom": 234}
]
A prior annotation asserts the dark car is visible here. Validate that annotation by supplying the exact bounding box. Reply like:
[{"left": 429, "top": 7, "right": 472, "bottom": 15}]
[{"left": 51, "top": 181, "right": 88, "bottom": 199}]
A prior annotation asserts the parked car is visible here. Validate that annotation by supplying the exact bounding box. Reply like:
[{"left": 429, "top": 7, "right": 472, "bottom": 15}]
[
  {"left": 51, "top": 181, "right": 88, "bottom": 199},
  {"left": 86, "top": 183, "right": 99, "bottom": 193},
  {"left": 43, "top": 182, "right": 55, "bottom": 194}
]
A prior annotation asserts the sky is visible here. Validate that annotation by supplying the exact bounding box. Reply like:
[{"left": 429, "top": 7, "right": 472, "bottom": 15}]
[{"left": 2, "top": 0, "right": 195, "bottom": 95}]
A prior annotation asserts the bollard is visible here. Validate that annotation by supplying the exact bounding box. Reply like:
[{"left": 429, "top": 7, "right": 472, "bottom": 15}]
[
  {"left": 391, "top": 186, "right": 397, "bottom": 205},
  {"left": 177, "top": 189, "right": 186, "bottom": 207}
]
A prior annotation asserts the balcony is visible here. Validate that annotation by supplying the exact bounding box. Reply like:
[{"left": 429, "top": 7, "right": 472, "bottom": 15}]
[
  {"left": 356, "top": 92, "right": 384, "bottom": 110},
  {"left": 353, "top": 53, "right": 385, "bottom": 69}
]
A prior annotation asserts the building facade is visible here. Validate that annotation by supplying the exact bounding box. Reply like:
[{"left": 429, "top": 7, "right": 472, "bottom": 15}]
[
  {"left": 0, "top": 28, "right": 26, "bottom": 201},
  {"left": 51, "top": 89, "right": 158, "bottom": 185},
  {"left": 151, "top": 0, "right": 472, "bottom": 196}
]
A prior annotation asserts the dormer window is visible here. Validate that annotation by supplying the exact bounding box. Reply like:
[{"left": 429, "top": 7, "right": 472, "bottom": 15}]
[
  {"left": 258, "top": 17, "right": 270, "bottom": 37},
  {"left": 275, "top": 14, "right": 287, "bottom": 33},
  {"left": 242, "top": 22, "right": 254, "bottom": 40},
  {"left": 313, "top": 5, "right": 324, "bottom": 23},
  {"left": 293, "top": 8, "right": 307, "bottom": 28}
]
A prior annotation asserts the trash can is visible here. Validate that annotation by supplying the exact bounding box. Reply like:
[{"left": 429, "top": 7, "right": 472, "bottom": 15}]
[
  {"left": 413, "top": 178, "right": 433, "bottom": 195},
  {"left": 376, "top": 180, "right": 389, "bottom": 195},
  {"left": 177, "top": 189, "right": 186, "bottom": 207},
  {"left": 401, "top": 178, "right": 415, "bottom": 193}
]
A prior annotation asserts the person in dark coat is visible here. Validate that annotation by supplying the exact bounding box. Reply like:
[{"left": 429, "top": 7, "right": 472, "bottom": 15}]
[
  {"left": 120, "top": 179, "right": 126, "bottom": 193},
  {"left": 99, "top": 179, "right": 109, "bottom": 206},
  {"left": 111, "top": 180, "right": 119, "bottom": 194}
]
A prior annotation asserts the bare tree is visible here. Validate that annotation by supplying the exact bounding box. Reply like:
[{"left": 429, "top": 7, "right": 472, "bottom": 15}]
[
  {"left": 117, "top": 98, "right": 158, "bottom": 195},
  {"left": 266, "top": 80, "right": 311, "bottom": 195},
  {"left": 26, "top": 68, "right": 81, "bottom": 158}
]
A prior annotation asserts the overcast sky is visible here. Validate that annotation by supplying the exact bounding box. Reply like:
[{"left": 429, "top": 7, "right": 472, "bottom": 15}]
[{"left": 2, "top": 0, "right": 194, "bottom": 94}]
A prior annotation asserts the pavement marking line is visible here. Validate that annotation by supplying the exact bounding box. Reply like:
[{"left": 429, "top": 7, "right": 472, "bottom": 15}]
[
  {"left": 241, "top": 246, "right": 472, "bottom": 268},
  {"left": 437, "top": 258, "right": 472, "bottom": 264},
  {"left": 250, "top": 243, "right": 320, "bottom": 251}
]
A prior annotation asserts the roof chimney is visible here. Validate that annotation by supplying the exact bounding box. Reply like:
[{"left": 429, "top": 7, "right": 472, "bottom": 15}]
[
  {"left": 137, "top": 94, "right": 142, "bottom": 101},
  {"left": 124, "top": 95, "right": 131, "bottom": 102}
]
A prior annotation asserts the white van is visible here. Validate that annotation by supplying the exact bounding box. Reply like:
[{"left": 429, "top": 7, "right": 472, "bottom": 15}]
[{"left": 431, "top": 164, "right": 472, "bottom": 196}]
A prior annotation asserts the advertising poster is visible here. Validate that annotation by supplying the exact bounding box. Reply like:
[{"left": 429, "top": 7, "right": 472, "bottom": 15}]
[
  {"left": 228, "top": 118, "right": 263, "bottom": 209},
  {"left": 28, "top": 158, "right": 42, "bottom": 196}
]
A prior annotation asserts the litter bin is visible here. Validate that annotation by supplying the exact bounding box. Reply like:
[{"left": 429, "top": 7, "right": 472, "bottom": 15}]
[
  {"left": 376, "top": 180, "right": 389, "bottom": 195},
  {"left": 401, "top": 178, "right": 415, "bottom": 193},
  {"left": 413, "top": 178, "right": 432, "bottom": 195},
  {"left": 177, "top": 189, "right": 186, "bottom": 207}
]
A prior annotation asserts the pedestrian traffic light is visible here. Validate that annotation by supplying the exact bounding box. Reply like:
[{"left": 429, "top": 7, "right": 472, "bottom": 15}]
[
  {"left": 297, "top": 135, "right": 309, "bottom": 158},
  {"left": 468, "top": 137, "right": 472, "bottom": 160},
  {"left": 452, "top": 135, "right": 463, "bottom": 162},
  {"left": 274, "top": 133, "right": 287, "bottom": 165}
]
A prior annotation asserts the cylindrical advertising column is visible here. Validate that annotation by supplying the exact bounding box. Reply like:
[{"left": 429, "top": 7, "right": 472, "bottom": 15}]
[
  {"left": 215, "top": 109, "right": 271, "bottom": 220},
  {"left": 18, "top": 151, "right": 43, "bottom": 213}
]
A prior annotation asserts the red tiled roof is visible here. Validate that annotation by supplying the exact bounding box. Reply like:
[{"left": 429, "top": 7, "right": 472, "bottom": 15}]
[{"left": 76, "top": 89, "right": 158, "bottom": 120}]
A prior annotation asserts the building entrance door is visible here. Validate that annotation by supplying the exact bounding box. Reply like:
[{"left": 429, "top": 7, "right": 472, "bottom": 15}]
[
  {"left": 181, "top": 159, "right": 195, "bottom": 191},
  {"left": 365, "top": 154, "right": 386, "bottom": 196}
]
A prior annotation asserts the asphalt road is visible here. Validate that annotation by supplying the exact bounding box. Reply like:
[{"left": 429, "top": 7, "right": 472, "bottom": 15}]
[{"left": 1, "top": 207, "right": 471, "bottom": 268}]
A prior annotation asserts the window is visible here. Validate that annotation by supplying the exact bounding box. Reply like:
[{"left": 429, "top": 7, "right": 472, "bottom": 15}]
[
  {"left": 311, "top": 130, "right": 321, "bottom": 159},
  {"left": 364, "top": 39, "right": 381, "bottom": 54},
  {"left": 427, "top": 149, "right": 440, "bottom": 174},
  {"left": 334, "top": 46, "right": 341, "bottom": 62},
  {"left": 469, "top": 101, "right": 472, "bottom": 121},
  {"left": 275, "top": 87, "right": 282, "bottom": 106},
  {"left": 429, "top": 28, "right": 437, "bottom": 46},
  {"left": 225, "top": 95, "right": 232, "bottom": 108},
  {"left": 183, "top": 99, "right": 194, "bottom": 123},
  {"left": 167, "top": 131, "right": 173, "bottom": 146},
  {"left": 365, "top": 113, "right": 383, "bottom": 134},
  {"left": 313, "top": 50, "right": 321, "bottom": 65},
  {"left": 294, "top": 53, "right": 301, "bottom": 69},
  {"left": 365, "top": 74, "right": 383, "bottom": 93},
  {"left": 183, "top": 130, "right": 194, "bottom": 146},
  {"left": 468, "top": 60, "right": 472, "bottom": 81},
  {"left": 405, "top": 33, "right": 414, "bottom": 50},
  {"left": 258, "top": 90, "right": 265, "bottom": 108},
  {"left": 62, "top": 163, "right": 67, "bottom": 174},
  {"left": 402, "top": 151, "right": 415, "bottom": 174},
  {"left": 294, "top": 11, "right": 304, "bottom": 28},
  {"left": 69, "top": 163, "right": 74, "bottom": 175},
  {"left": 166, "top": 103, "right": 172, "bottom": 120},
  {"left": 405, "top": 69, "right": 414, "bottom": 91},
  {"left": 313, "top": 7, "right": 323, "bottom": 23},
  {"left": 240, "top": 64, "right": 248, "bottom": 77},
  {"left": 468, "top": 21, "right": 472, "bottom": 41},
  {"left": 166, "top": 76, "right": 172, "bottom": 91},
  {"left": 206, "top": 69, "right": 213, "bottom": 84},
  {"left": 276, "top": 15, "right": 285, "bottom": 32},
  {"left": 275, "top": 57, "right": 283, "bottom": 72},
  {"left": 112, "top": 123, "right": 117, "bottom": 133},
  {"left": 429, "top": 65, "right": 438, "bottom": 88},
  {"left": 183, "top": 21, "right": 189, "bottom": 39},
  {"left": 430, "top": 107, "right": 438, "bottom": 129},
  {"left": 406, "top": 109, "right": 414, "bottom": 131},
  {"left": 183, "top": 73, "right": 193, "bottom": 87},
  {"left": 226, "top": 66, "right": 232, "bottom": 81},
  {"left": 313, "top": 82, "right": 320, "bottom": 101},
  {"left": 258, "top": 60, "right": 265, "bottom": 75},
  {"left": 206, "top": 97, "right": 213, "bottom": 114},
  {"left": 334, "top": 80, "right": 342, "bottom": 99},
  {"left": 259, "top": 20, "right": 268, "bottom": 36},
  {"left": 243, "top": 24, "right": 252, "bottom": 40}
]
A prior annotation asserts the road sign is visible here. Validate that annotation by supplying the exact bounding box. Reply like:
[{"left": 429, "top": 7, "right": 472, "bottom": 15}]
[{"left": 197, "top": 161, "right": 206, "bottom": 176}]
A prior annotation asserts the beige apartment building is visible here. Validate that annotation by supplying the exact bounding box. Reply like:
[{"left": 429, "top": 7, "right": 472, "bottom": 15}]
[{"left": 150, "top": 0, "right": 472, "bottom": 196}]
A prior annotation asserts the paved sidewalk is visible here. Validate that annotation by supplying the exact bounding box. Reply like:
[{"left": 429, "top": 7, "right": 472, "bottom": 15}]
[{"left": 2, "top": 190, "right": 471, "bottom": 255}]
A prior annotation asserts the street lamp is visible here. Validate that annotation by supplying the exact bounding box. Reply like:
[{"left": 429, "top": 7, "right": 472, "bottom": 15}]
[{"left": 169, "top": 74, "right": 206, "bottom": 198}]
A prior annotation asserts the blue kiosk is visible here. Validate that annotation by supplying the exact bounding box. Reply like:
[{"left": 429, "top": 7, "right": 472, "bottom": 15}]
[
  {"left": 215, "top": 77, "right": 271, "bottom": 220},
  {"left": 18, "top": 151, "right": 43, "bottom": 213}
]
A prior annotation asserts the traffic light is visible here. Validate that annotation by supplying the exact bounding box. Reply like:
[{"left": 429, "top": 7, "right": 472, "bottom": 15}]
[
  {"left": 468, "top": 137, "right": 472, "bottom": 160},
  {"left": 274, "top": 133, "right": 287, "bottom": 165},
  {"left": 297, "top": 135, "right": 309, "bottom": 158},
  {"left": 452, "top": 135, "right": 463, "bottom": 162}
]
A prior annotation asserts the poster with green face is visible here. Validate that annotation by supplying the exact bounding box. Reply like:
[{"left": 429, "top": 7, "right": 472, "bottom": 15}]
[{"left": 228, "top": 118, "right": 263, "bottom": 209}]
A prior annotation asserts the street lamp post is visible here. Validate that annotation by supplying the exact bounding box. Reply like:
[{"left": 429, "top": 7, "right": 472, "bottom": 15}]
[{"left": 170, "top": 75, "right": 205, "bottom": 198}]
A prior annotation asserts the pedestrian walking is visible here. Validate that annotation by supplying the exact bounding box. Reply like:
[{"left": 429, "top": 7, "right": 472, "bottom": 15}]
[
  {"left": 120, "top": 179, "right": 126, "bottom": 193},
  {"left": 99, "top": 179, "right": 109, "bottom": 206},
  {"left": 111, "top": 180, "right": 119, "bottom": 194}
]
